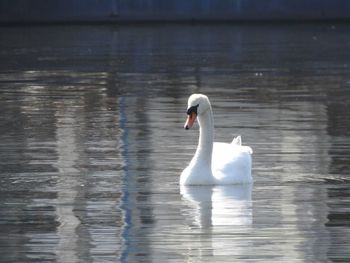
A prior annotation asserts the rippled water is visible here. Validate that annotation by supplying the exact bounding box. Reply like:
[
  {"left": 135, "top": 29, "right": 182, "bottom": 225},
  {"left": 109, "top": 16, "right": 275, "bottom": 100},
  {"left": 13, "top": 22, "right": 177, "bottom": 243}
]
[{"left": 0, "top": 23, "right": 350, "bottom": 262}]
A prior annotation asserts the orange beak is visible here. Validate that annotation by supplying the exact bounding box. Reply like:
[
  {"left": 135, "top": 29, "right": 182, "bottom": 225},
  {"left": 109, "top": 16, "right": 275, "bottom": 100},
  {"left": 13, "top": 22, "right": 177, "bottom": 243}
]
[{"left": 184, "top": 112, "right": 197, "bottom": 130}]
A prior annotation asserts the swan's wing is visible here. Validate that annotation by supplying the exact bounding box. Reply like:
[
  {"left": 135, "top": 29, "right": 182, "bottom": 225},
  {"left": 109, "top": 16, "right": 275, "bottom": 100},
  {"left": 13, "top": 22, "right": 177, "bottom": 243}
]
[
  {"left": 212, "top": 142, "right": 235, "bottom": 168},
  {"left": 212, "top": 142, "right": 253, "bottom": 184},
  {"left": 212, "top": 142, "right": 252, "bottom": 172}
]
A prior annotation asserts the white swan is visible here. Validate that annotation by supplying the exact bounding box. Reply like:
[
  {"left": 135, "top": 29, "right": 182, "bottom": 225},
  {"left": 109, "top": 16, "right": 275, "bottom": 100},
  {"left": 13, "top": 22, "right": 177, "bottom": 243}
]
[{"left": 180, "top": 94, "right": 253, "bottom": 185}]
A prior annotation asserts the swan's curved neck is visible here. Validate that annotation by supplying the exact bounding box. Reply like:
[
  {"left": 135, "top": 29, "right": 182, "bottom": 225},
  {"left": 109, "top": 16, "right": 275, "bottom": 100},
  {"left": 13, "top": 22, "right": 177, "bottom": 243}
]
[{"left": 193, "top": 106, "right": 214, "bottom": 167}]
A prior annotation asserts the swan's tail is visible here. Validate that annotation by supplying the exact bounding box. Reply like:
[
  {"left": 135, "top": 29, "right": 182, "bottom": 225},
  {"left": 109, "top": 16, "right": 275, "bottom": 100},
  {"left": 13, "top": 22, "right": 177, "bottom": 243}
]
[
  {"left": 232, "top": 135, "right": 253, "bottom": 154},
  {"left": 232, "top": 135, "right": 242, "bottom": 146}
]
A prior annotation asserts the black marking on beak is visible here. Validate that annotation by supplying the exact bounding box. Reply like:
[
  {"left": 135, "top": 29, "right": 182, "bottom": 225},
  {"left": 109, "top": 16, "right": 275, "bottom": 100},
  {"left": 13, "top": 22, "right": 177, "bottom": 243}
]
[{"left": 186, "top": 104, "right": 199, "bottom": 115}]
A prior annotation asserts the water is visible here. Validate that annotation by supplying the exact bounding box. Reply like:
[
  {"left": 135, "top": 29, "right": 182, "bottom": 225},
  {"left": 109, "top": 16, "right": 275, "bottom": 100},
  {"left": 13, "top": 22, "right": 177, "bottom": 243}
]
[{"left": 0, "top": 23, "right": 350, "bottom": 262}]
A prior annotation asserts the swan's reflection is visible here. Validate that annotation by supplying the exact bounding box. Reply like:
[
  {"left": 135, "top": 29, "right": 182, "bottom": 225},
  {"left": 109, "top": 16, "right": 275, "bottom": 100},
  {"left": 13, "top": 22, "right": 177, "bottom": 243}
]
[
  {"left": 180, "top": 184, "right": 252, "bottom": 228},
  {"left": 180, "top": 184, "right": 253, "bottom": 259}
]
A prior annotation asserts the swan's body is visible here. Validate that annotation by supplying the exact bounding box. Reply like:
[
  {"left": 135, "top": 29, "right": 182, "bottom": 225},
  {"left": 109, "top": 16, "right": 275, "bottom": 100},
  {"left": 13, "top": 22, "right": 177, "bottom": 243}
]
[{"left": 180, "top": 94, "right": 253, "bottom": 185}]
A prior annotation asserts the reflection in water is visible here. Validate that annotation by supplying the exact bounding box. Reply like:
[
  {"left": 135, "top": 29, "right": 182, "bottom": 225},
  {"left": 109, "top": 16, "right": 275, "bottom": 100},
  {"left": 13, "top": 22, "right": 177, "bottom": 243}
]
[
  {"left": 118, "top": 95, "right": 154, "bottom": 262},
  {"left": 181, "top": 185, "right": 252, "bottom": 228},
  {"left": 0, "top": 24, "right": 350, "bottom": 262},
  {"left": 54, "top": 100, "right": 80, "bottom": 263},
  {"left": 181, "top": 185, "right": 252, "bottom": 260},
  {"left": 119, "top": 96, "right": 131, "bottom": 263}
]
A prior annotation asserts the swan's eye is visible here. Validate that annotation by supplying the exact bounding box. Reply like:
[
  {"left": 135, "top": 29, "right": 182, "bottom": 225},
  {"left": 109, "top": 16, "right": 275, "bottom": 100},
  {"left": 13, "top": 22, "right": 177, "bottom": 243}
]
[{"left": 186, "top": 104, "right": 199, "bottom": 115}]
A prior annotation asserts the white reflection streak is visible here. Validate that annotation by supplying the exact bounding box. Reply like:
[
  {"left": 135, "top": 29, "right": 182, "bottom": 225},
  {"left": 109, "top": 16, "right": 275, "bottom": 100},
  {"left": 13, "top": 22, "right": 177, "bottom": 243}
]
[
  {"left": 181, "top": 184, "right": 252, "bottom": 258},
  {"left": 279, "top": 102, "right": 331, "bottom": 261},
  {"left": 54, "top": 104, "right": 80, "bottom": 262}
]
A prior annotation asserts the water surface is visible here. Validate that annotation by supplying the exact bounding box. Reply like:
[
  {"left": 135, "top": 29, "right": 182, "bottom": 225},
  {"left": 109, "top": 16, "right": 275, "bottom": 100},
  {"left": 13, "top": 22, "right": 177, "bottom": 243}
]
[{"left": 0, "top": 23, "right": 350, "bottom": 262}]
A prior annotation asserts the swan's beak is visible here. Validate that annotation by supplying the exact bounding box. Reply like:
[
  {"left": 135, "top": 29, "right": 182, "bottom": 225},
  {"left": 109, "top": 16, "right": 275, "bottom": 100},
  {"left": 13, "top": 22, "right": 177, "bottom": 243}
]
[{"left": 184, "top": 112, "right": 197, "bottom": 130}]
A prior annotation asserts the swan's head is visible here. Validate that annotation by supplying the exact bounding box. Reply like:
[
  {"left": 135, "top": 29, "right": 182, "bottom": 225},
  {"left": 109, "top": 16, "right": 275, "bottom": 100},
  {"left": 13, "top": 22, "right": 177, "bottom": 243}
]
[{"left": 184, "top": 94, "right": 211, "bottom": 130}]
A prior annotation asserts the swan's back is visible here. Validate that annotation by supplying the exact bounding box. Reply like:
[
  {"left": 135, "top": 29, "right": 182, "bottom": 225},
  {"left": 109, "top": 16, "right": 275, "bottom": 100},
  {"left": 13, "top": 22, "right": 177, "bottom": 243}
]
[{"left": 212, "top": 136, "right": 252, "bottom": 184}]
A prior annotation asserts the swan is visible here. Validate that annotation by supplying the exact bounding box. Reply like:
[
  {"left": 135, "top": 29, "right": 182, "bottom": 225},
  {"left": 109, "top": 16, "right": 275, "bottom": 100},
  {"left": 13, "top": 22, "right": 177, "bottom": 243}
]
[{"left": 180, "top": 94, "right": 253, "bottom": 185}]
